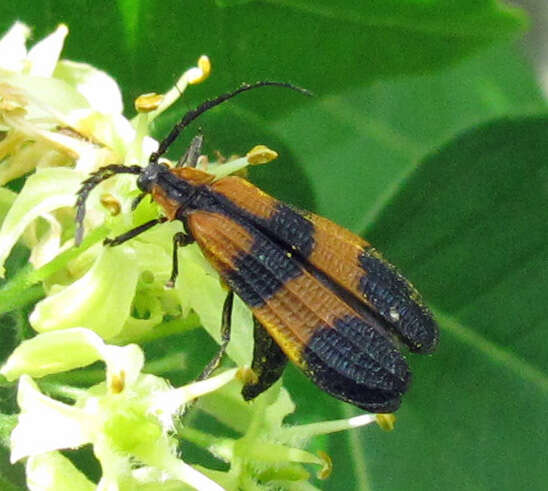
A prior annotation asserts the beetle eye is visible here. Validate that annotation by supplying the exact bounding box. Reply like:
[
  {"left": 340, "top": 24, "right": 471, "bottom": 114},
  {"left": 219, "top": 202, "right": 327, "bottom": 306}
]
[{"left": 136, "top": 173, "right": 150, "bottom": 192}]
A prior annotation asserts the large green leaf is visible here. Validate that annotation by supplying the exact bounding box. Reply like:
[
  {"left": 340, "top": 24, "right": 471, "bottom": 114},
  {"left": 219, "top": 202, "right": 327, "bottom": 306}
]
[
  {"left": 351, "top": 116, "right": 548, "bottom": 490},
  {"left": 262, "top": 42, "right": 545, "bottom": 228},
  {"left": 0, "top": 0, "right": 526, "bottom": 115}
]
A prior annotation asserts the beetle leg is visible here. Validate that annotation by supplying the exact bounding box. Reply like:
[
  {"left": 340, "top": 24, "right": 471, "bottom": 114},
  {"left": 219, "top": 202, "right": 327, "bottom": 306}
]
[
  {"left": 103, "top": 216, "right": 168, "bottom": 246},
  {"left": 131, "top": 192, "right": 147, "bottom": 210},
  {"left": 196, "top": 291, "right": 234, "bottom": 381},
  {"left": 166, "top": 231, "right": 195, "bottom": 287}
]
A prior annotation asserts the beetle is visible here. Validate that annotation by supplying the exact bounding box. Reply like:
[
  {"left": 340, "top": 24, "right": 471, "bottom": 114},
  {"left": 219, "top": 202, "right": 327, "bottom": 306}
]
[{"left": 75, "top": 81, "right": 438, "bottom": 413}]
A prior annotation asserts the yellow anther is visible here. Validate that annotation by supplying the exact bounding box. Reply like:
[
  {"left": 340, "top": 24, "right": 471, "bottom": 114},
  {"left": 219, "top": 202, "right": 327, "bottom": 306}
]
[
  {"left": 187, "top": 55, "right": 211, "bottom": 85},
  {"left": 236, "top": 366, "right": 259, "bottom": 386},
  {"left": 246, "top": 145, "right": 278, "bottom": 165},
  {"left": 100, "top": 194, "right": 121, "bottom": 216},
  {"left": 110, "top": 370, "right": 125, "bottom": 394},
  {"left": 316, "top": 450, "right": 333, "bottom": 479},
  {"left": 134, "top": 92, "right": 164, "bottom": 113},
  {"left": 376, "top": 413, "right": 396, "bottom": 431}
]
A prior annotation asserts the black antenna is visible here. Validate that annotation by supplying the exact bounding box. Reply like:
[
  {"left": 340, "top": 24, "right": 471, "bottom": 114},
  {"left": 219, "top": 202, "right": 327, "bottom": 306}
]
[
  {"left": 74, "top": 81, "right": 311, "bottom": 246},
  {"left": 149, "top": 81, "right": 311, "bottom": 164}
]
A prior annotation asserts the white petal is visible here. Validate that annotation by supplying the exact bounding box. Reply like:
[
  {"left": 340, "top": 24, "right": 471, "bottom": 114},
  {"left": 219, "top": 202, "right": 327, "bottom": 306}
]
[
  {"left": 0, "top": 167, "right": 83, "bottom": 276},
  {"left": 54, "top": 60, "right": 123, "bottom": 115},
  {"left": 11, "top": 376, "right": 91, "bottom": 462},
  {"left": 30, "top": 246, "right": 140, "bottom": 339},
  {"left": 26, "top": 452, "right": 95, "bottom": 491},
  {"left": 151, "top": 369, "right": 238, "bottom": 426},
  {"left": 0, "top": 22, "right": 30, "bottom": 72},
  {"left": 101, "top": 343, "right": 145, "bottom": 391},
  {"left": 164, "top": 457, "right": 225, "bottom": 491},
  {"left": 0, "top": 72, "right": 89, "bottom": 128},
  {"left": 28, "top": 212, "right": 64, "bottom": 269},
  {"left": 0, "top": 328, "right": 105, "bottom": 381},
  {"left": 27, "top": 24, "right": 68, "bottom": 78}
]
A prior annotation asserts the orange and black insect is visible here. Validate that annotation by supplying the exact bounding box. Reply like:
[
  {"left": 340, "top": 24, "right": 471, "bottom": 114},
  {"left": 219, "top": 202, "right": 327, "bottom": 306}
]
[{"left": 75, "top": 81, "right": 438, "bottom": 413}]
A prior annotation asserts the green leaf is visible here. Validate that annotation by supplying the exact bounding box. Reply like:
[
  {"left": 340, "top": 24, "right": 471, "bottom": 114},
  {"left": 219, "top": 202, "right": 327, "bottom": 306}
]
[
  {"left": 262, "top": 42, "right": 545, "bottom": 229},
  {"left": 215, "top": 0, "right": 255, "bottom": 6},
  {"left": 0, "top": 0, "right": 526, "bottom": 117},
  {"left": 116, "top": 0, "right": 143, "bottom": 51},
  {"left": 132, "top": 0, "right": 526, "bottom": 101},
  {"left": 349, "top": 116, "right": 548, "bottom": 490}
]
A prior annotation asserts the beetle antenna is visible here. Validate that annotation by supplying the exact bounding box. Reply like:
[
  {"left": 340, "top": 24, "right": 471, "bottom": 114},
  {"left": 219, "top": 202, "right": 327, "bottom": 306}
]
[
  {"left": 149, "top": 81, "right": 312, "bottom": 164},
  {"left": 75, "top": 164, "right": 142, "bottom": 246},
  {"left": 75, "top": 82, "right": 310, "bottom": 246}
]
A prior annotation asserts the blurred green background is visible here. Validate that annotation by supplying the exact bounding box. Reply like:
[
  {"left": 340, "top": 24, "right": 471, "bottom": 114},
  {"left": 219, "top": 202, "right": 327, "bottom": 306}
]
[{"left": 0, "top": 1, "right": 547, "bottom": 489}]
